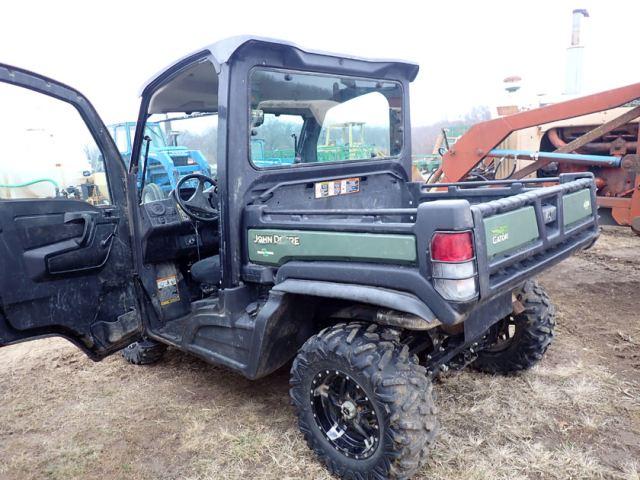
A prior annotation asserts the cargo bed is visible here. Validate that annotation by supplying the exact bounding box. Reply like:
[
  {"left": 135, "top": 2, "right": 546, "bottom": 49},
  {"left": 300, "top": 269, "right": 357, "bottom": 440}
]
[{"left": 244, "top": 173, "right": 598, "bottom": 325}]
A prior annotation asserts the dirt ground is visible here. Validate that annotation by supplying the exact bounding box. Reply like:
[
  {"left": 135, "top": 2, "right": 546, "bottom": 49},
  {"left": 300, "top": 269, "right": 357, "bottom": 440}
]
[{"left": 0, "top": 227, "right": 638, "bottom": 480}]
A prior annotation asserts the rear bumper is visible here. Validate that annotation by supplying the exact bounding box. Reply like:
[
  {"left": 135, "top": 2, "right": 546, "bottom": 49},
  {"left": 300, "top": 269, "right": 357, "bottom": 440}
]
[{"left": 470, "top": 174, "right": 598, "bottom": 302}]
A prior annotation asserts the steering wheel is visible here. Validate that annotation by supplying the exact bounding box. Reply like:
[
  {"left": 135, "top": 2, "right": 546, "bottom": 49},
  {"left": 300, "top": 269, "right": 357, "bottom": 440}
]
[{"left": 173, "top": 173, "right": 219, "bottom": 222}]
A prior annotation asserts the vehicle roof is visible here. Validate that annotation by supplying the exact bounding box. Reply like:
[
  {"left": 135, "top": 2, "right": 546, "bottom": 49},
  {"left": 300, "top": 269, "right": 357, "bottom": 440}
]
[{"left": 140, "top": 35, "right": 419, "bottom": 96}]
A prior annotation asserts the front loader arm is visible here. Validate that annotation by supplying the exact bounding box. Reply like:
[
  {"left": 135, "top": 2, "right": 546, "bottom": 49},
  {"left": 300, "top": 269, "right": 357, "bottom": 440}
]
[{"left": 437, "top": 81, "right": 640, "bottom": 182}]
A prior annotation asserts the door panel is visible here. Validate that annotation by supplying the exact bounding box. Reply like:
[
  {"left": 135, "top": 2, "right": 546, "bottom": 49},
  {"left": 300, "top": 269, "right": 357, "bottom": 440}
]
[
  {"left": 0, "top": 64, "right": 142, "bottom": 358},
  {"left": 0, "top": 201, "right": 138, "bottom": 347},
  {"left": 6, "top": 201, "right": 117, "bottom": 281}
]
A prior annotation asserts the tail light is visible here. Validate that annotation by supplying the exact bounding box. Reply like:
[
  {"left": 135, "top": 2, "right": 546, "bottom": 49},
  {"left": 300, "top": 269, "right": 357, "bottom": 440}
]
[{"left": 430, "top": 231, "right": 478, "bottom": 302}]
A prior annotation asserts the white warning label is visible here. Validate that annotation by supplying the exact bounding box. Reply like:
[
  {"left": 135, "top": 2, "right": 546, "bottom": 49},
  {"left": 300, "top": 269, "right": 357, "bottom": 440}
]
[{"left": 314, "top": 177, "right": 360, "bottom": 199}]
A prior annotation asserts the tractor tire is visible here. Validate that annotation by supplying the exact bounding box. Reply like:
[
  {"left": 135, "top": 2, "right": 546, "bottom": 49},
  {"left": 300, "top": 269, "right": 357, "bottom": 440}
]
[
  {"left": 473, "top": 280, "right": 556, "bottom": 374},
  {"left": 290, "top": 322, "right": 438, "bottom": 480},
  {"left": 121, "top": 339, "right": 167, "bottom": 365}
]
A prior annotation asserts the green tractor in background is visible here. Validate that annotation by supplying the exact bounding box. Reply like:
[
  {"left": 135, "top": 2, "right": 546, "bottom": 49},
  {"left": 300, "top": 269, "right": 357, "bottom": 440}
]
[
  {"left": 412, "top": 125, "right": 471, "bottom": 178},
  {"left": 252, "top": 121, "right": 383, "bottom": 167},
  {"left": 318, "top": 121, "right": 382, "bottom": 161}
]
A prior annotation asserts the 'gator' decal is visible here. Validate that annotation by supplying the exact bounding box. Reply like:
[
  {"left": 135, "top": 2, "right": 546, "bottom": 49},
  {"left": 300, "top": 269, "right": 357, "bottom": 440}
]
[{"left": 484, "top": 206, "right": 539, "bottom": 258}]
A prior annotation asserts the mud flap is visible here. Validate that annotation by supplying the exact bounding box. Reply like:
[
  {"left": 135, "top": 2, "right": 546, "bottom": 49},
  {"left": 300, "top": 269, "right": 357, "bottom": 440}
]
[
  {"left": 464, "top": 293, "right": 512, "bottom": 342},
  {"left": 91, "top": 309, "right": 142, "bottom": 347}
]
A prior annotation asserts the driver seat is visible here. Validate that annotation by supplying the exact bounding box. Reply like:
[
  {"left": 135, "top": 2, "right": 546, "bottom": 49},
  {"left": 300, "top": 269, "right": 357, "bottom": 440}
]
[{"left": 190, "top": 255, "right": 221, "bottom": 286}]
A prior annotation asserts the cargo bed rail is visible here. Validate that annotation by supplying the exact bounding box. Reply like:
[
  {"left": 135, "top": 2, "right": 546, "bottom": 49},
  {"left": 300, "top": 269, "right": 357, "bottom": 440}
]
[{"left": 469, "top": 174, "right": 598, "bottom": 299}]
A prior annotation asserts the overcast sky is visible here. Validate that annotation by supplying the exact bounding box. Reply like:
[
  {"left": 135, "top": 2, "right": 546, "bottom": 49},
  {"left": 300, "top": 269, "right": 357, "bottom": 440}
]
[{"left": 2, "top": 0, "right": 638, "bottom": 126}]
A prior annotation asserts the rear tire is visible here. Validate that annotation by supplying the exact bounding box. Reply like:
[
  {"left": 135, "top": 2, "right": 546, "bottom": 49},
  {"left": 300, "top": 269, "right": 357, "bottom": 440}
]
[
  {"left": 473, "top": 280, "right": 556, "bottom": 374},
  {"left": 121, "top": 339, "right": 167, "bottom": 365},
  {"left": 290, "top": 322, "right": 438, "bottom": 479}
]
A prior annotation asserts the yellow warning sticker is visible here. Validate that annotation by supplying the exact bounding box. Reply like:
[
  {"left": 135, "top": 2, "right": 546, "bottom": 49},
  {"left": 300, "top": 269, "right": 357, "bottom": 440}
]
[{"left": 156, "top": 274, "right": 180, "bottom": 306}]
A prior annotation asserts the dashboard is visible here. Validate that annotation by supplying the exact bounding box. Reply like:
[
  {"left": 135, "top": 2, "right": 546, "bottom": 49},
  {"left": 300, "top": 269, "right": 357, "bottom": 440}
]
[
  {"left": 140, "top": 197, "right": 219, "bottom": 263},
  {"left": 145, "top": 200, "right": 184, "bottom": 227}
]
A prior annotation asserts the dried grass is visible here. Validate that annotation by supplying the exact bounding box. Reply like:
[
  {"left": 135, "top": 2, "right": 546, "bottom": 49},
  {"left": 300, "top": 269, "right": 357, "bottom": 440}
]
[{"left": 1, "top": 228, "right": 638, "bottom": 479}]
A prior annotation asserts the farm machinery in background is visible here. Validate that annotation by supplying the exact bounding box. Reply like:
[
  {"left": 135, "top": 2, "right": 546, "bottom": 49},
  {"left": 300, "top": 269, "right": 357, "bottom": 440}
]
[
  {"left": 0, "top": 119, "right": 212, "bottom": 205},
  {"left": 418, "top": 82, "right": 640, "bottom": 234},
  {"left": 108, "top": 121, "right": 212, "bottom": 201},
  {"left": 318, "top": 121, "right": 384, "bottom": 161},
  {"left": 412, "top": 125, "right": 469, "bottom": 176},
  {"left": 416, "top": 8, "right": 640, "bottom": 234},
  {"left": 252, "top": 121, "right": 384, "bottom": 167},
  {"left": 0, "top": 127, "right": 110, "bottom": 204}
]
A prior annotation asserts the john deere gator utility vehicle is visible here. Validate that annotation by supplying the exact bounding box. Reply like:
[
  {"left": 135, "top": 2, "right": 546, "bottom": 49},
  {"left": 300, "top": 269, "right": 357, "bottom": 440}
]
[{"left": 0, "top": 37, "right": 598, "bottom": 479}]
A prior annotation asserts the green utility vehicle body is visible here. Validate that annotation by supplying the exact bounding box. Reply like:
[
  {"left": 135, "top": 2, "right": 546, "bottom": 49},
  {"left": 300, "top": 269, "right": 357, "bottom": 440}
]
[
  {"left": 247, "top": 229, "right": 418, "bottom": 265},
  {"left": 248, "top": 186, "right": 594, "bottom": 266},
  {"left": 0, "top": 35, "right": 598, "bottom": 374},
  {"left": 250, "top": 187, "right": 594, "bottom": 265}
]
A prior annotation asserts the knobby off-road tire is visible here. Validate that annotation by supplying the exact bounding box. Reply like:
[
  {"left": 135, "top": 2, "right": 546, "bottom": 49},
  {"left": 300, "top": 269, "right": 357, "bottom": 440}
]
[
  {"left": 290, "top": 322, "right": 438, "bottom": 480},
  {"left": 473, "top": 280, "right": 556, "bottom": 374},
  {"left": 121, "top": 339, "right": 167, "bottom": 365}
]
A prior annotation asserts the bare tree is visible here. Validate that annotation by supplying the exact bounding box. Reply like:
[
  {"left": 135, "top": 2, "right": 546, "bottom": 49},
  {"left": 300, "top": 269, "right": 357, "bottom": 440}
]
[{"left": 412, "top": 106, "right": 490, "bottom": 155}]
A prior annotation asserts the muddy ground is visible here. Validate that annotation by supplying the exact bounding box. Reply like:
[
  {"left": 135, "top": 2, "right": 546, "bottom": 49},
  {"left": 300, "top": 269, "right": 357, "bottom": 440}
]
[{"left": 0, "top": 227, "right": 638, "bottom": 480}]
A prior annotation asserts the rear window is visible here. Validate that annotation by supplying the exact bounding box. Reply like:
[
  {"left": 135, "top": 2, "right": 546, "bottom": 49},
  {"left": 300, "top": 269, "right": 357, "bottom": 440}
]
[{"left": 249, "top": 68, "right": 403, "bottom": 168}]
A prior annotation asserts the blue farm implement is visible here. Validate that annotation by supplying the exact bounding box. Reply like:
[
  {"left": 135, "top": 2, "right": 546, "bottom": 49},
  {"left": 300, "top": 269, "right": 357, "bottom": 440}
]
[{"left": 109, "top": 121, "right": 211, "bottom": 200}]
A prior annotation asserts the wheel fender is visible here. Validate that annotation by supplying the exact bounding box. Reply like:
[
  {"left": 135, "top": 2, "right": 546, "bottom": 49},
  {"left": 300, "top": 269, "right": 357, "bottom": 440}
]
[{"left": 272, "top": 279, "right": 437, "bottom": 328}]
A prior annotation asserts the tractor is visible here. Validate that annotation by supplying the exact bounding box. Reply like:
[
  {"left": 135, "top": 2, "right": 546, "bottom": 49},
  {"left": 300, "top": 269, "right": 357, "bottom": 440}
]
[
  {"left": 424, "top": 87, "right": 640, "bottom": 234},
  {"left": 108, "top": 121, "right": 212, "bottom": 202}
]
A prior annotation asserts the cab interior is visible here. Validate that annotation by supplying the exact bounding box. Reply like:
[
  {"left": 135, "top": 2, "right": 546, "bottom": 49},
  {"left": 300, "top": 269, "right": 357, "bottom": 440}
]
[{"left": 135, "top": 58, "right": 222, "bottom": 331}]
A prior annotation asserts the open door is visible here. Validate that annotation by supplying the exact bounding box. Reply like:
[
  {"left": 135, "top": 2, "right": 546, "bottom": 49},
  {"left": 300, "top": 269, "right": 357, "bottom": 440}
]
[{"left": 0, "top": 64, "right": 142, "bottom": 359}]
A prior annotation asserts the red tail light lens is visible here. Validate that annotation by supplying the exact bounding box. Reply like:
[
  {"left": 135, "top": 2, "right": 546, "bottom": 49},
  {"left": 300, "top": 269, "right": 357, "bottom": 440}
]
[{"left": 431, "top": 231, "right": 474, "bottom": 262}]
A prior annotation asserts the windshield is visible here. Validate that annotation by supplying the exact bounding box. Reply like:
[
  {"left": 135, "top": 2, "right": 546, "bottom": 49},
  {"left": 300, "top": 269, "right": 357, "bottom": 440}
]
[
  {"left": 249, "top": 68, "right": 403, "bottom": 168},
  {"left": 136, "top": 113, "right": 218, "bottom": 203},
  {"left": 131, "top": 123, "right": 167, "bottom": 149},
  {"left": 110, "top": 123, "right": 168, "bottom": 156}
]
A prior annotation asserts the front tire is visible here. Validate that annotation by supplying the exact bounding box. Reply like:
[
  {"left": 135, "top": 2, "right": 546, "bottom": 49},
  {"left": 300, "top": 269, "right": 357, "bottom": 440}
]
[
  {"left": 121, "top": 339, "right": 167, "bottom": 365},
  {"left": 473, "top": 280, "right": 556, "bottom": 374},
  {"left": 290, "top": 322, "right": 437, "bottom": 479}
]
